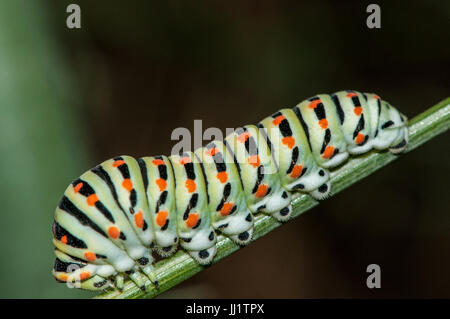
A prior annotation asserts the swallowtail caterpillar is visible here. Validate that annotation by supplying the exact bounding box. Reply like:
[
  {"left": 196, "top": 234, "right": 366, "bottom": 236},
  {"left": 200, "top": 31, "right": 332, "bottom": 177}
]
[{"left": 52, "top": 90, "right": 408, "bottom": 291}]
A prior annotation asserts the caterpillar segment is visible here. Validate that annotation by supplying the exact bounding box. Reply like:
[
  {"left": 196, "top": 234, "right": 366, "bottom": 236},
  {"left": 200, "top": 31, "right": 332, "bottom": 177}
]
[
  {"left": 224, "top": 125, "right": 293, "bottom": 222},
  {"left": 138, "top": 156, "right": 178, "bottom": 258},
  {"left": 52, "top": 90, "right": 408, "bottom": 291},
  {"left": 195, "top": 140, "right": 254, "bottom": 245},
  {"left": 295, "top": 94, "right": 350, "bottom": 168},
  {"left": 170, "top": 152, "right": 217, "bottom": 265},
  {"left": 258, "top": 108, "right": 331, "bottom": 200}
]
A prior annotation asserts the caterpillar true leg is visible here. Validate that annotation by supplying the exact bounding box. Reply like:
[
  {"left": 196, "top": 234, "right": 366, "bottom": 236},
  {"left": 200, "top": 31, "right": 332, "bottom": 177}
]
[{"left": 114, "top": 273, "right": 124, "bottom": 290}]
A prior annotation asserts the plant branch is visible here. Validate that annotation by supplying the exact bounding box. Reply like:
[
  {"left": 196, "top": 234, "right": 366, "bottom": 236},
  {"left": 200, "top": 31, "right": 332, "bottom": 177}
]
[{"left": 96, "top": 97, "right": 450, "bottom": 299}]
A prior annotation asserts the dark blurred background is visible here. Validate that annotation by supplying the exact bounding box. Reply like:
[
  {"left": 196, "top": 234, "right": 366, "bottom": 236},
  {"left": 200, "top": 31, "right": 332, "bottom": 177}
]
[{"left": 0, "top": 0, "right": 448, "bottom": 298}]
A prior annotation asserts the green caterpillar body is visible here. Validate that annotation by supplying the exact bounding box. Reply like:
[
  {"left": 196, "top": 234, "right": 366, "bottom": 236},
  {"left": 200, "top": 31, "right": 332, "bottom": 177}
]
[{"left": 52, "top": 90, "right": 408, "bottom": 291}]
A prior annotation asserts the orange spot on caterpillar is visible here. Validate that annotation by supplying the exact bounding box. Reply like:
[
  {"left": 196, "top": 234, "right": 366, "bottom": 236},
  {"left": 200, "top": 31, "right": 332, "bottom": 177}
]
[
  {"left": 248, "top": 155, "right": 260, "bottom": 168},
  {"left": 290, "top": 165, "right": 303, "bottom": 178},
  {"left": 206, "top": 147, "right": 218, "bottom": 156},
  {"left": 282, "top": 136, "right": 295, "bottom": 149},
  {"left": 255, "top": 184, "right": 268, "bottom": 198},
  {"left": 272, "top": 115, "right": 285, "bottom": 125},
  {"left": 84, "top": 252, "right": 96, "bottom": 262},
  {"left": 216, "top": 171, "right": 228, "bottom": 183},
  {"left": 108, "top": 226, "right": 120, "bottom": 239},
  {"left": 80, "top": 272, "right": 90, "bottom": 281},
  {"left": 179, "top": 157, "right": 191, "bottom": 165},
  {"left": 355, "top": 133, "right": 365, "bottom": 145},
  {"left": 185, "top": 179, "right": 196, "bottom": 193},
  {"left": 308, "top": 100, "right": 321, "bottom": 109},
  {"left": 220, "top": 202, "right": 234, "bottom": 216},
  {"left": 122, "top": 179, "right": 133, "bottom": 192},
  {"left": 322, "top": 146, "right": 335, "bottom": 159},
  {"left": 156, "top": 211, "right": 168, "bottom": 227},
  {"left": 73, "top": 182, "right": 83, "bottom": 193},
  {"left": 61, "top": 235, "right": 68, "bottom": 244},
  {"left": 113, "top": 160, "right": 125, "bottom": 167},
  {"left": 318, "top": 119, "right": 328, "bottom": 129},
  {"left": 186, "top": 213, "right": 200, "bottom": 228},
  {"left": 58, "top": 274, "right": 68, "bottom": 281},
  {"left": 134, "top": 211, "right": 144, "bottom": 228},
  {"left": 237, "top": 132, "right": 250, "bottom": 143},
  {"left": 152, "top": 159, "right": 165, "bottom": 166},
  {"left": 346, "top": 92, "right": 358, "bottom": 98},
  {"left": 156, "top": 178, "right": 167, "bottom": 191},
  {"left": 353, "top": 106, "right": 363, "bottom": 116},
  {"left": 374, "top": 95, "right": 380, "bottom": 99},
  {"left": 87, "top": 194, "right": 98, "bottom": 206}
]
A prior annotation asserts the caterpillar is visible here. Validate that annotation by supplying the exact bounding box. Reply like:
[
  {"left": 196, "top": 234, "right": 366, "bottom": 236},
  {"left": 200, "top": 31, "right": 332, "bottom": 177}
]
[{"left": 52, "top": 90, "right": 408, "bottom": 291}]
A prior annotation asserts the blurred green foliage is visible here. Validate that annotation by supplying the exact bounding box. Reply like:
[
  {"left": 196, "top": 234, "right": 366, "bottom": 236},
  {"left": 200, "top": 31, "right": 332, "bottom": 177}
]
[{"left": 0, "top": 1, "right": 93, "bottom": 298}]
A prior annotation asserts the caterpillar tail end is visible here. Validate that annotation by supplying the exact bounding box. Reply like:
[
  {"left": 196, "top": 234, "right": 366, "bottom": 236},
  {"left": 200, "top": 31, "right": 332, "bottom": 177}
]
[{"left": 389, "top": 127, "right": 409, "bottom": 154}]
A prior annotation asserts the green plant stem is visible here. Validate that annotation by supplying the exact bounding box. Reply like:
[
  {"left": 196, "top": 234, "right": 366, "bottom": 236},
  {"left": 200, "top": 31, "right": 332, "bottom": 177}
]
[{"left": 96, "top": 97, "right": 450, "bottom": 299}]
